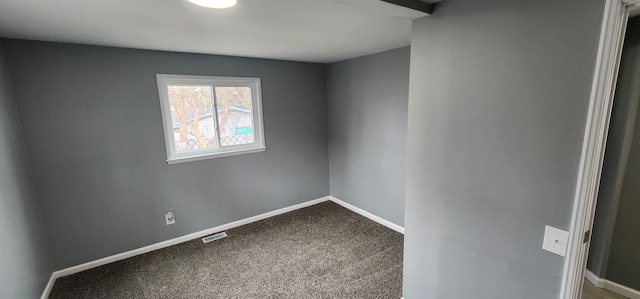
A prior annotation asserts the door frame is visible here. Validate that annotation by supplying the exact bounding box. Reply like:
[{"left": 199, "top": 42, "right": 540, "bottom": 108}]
[{"left": 561, "top": 0, "right": 640, "bottom": 298}]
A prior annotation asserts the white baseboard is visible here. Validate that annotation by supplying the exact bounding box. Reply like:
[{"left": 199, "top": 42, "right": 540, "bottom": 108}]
[
  {"left": 41, "top": 195, "right": 402, "bottom": 298},
  {"left": 585, "top": 269, "right": 640, "bottom": 299},
  {"left": 40, "top": 273, "right": 58, "bottom": 299},
  {"left": 329, "top": 196, "right": 404, "bottom": 234},
  {"left": 41, "top": 196, "right": 331, "bottom": 299},
  {"left": 585, "top": 269, "right": 604, "bottom": 288},
  {"left": 604, "top": 279, "right": 640, "bottom": 299}
]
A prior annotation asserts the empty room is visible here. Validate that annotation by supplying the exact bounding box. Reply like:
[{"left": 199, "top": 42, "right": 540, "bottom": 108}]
[{"left": 0, "top": 0, "right": 635, "bottom": 298}]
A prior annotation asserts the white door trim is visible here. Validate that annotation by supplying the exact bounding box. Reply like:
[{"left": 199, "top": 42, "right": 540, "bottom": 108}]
[{"left": 560, "top": 0, "right": 639, "bottom": 298}]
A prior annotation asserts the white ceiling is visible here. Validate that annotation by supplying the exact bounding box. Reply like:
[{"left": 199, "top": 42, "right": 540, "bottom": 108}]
[{"left": 0, "top": 0, "right": 432, "bottom": 63}]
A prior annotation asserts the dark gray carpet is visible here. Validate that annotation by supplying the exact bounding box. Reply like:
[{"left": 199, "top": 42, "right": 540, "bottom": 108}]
[{"left": 49, "top": 201, "right": 404, "bottom": 298}]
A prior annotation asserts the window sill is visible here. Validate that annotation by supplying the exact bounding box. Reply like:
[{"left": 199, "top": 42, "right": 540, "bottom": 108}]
[{"left": 166, "top": 146, "right": 267, "bottom": 164}]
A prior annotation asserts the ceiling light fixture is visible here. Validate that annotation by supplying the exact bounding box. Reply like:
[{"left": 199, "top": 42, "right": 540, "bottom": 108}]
[{"left": 188, "top": 0, "right": 237, "bottom": 9}]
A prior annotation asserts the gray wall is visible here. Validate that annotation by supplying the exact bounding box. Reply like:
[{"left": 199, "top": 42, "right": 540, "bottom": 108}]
[
  {"left": 327, "top": 47, "right": 409, "bottom": 226},
  {"left": 403, "top": 0, "right": 603, "bottom": 298},
  {"left": 587, "top": 16, "right": 640, "bottom": 278},
  {"left": 2, "top": 39, "right": 330, "bottom": 270},
  {"left": 607, "top": 103, "right": 640, "bottom": 290},
  {"left": 608, "top": 103, "right": 640, "bottom": 290},
  {"left": 606, "top": 17, "right": 640, "bottom": 289},
  {"left": 0, "top": 44, "right": 54, "bottom": 298}
]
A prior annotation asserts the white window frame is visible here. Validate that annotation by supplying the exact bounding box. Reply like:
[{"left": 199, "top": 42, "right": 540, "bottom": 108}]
[{"left": 156, "top": 74, "right": 266, "bottom": 164}]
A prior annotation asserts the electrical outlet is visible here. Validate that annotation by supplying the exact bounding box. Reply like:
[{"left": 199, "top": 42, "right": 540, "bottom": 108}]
[
  {"left": 165, "top": 212, "right": 175, "bottom": 225},
  {"left": 542, "top": 225, "right": 569, "bottom": 256}
]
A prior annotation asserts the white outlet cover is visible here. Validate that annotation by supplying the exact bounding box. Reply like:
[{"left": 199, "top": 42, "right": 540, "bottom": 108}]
[
  {"left": 165, "top": 212, "right": 175, "bottom": 225},
  {"left": 542, "top": 225, "right": 569, "bottom": 257}
]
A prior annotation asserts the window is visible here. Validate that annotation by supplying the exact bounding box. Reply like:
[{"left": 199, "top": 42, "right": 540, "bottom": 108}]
[{"left": 156, "top": 74, "right": 266, "bottom": 164}]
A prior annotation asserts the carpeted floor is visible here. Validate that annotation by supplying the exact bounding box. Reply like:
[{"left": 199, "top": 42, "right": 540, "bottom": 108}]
[{"left": 49, "top": 201, "right": 404, "bottom": 298}]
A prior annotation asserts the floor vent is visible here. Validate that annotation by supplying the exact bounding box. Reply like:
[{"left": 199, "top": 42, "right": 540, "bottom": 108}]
[{"left": 202, "top": 232, "right": 227, "bottom": 243}]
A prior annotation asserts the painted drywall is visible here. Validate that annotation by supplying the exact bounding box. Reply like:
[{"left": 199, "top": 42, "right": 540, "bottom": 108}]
[
  {"left": 606, "top": 18, "right": 640, "bottom": 289},
  {"left": 608, "top": 122, "right": 640, "bottom": 290},
  {"left": 402, "top": 0, "right": 603, "bottom": 298},
  {"left": 327, "top": 47, "right": 409, "bottom": 226},
  {"left": 2, "top": 39, "right": 329, "bottom": 270},
  {"left": 0, "top": 44, "right": 54, "bottom": 298},
  {"left": 587, "top": 16, "right": 640, "bottom": 278}
]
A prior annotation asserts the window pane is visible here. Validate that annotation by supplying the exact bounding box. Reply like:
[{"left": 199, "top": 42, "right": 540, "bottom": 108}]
[
  {"left": 214, "top": 87, "right": 255, "bottom": 147},
  {"left": 167, "top": 85, "right": 218, "bottom": 152}
]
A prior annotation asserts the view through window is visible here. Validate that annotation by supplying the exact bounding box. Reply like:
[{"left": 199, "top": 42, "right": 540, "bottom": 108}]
[{"left": 157, "top": 75, "right": 265, "bottom": 163}]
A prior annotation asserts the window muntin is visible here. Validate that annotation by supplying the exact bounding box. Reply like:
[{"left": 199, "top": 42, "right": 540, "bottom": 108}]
[{"left": 156, "top": 75, "right": 265, "bottom": 163}]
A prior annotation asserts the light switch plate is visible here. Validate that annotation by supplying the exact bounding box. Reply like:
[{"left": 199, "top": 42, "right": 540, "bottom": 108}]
[{"left": 542, "top": 225, "right": 569, "bottom": 257}]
